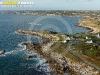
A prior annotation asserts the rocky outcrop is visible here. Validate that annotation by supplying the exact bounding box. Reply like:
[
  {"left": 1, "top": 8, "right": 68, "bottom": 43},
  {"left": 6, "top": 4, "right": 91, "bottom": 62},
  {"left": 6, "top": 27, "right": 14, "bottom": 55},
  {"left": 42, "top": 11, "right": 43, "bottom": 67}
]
[
  {"left": 25, "top": 56, "right": 33, "bottom": 60},
  {"left": 0, "top": 50, "right": 6, "bottom": 55},
  {"left": 25, "top": 54, "right": 38, "bottom": 60}
]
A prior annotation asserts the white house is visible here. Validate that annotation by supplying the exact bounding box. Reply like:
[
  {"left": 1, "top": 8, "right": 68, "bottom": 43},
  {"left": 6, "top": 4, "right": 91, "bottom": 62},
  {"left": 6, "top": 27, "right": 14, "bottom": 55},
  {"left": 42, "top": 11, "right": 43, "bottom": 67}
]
[
  {"left": 62, "top": 40, "right": 67, "bottom": 43},
  {"left": 66, "top": 36, "right": 71, "bottom": 40},
  {"left": 86, "top": 36, "right": 91, "bottom": 40},
  {"left": 96, "top": 33, "right": 100, "bottom": 38},
  {"left": 86, "top": 39, "right": 93, "bottom": 43},
  {"left": 86, "top": 36, "right": 89, "bottom": 39}
]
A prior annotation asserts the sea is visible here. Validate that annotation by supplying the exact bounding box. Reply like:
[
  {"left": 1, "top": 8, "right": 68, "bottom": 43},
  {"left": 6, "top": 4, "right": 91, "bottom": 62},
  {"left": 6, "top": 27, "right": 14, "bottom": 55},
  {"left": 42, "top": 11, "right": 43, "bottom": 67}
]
[{"left": 0, "top": 14, "right": 89, "bottom": 75}]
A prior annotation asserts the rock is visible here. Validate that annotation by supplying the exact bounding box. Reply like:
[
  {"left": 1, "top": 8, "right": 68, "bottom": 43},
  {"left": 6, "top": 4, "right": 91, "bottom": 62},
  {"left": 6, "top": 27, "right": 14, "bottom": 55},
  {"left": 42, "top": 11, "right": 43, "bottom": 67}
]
[
  {"left": 33, "top": 54, "right": 37, "bottom": 58},
  {"left": 21, "top": 43, "right": 27, "bottom": 46},
  {"left": 0, "top": 50, "right": 6, "bottom": 55},
  {"left": 25, "top": 56, "right": 34, "bottom": 60}
]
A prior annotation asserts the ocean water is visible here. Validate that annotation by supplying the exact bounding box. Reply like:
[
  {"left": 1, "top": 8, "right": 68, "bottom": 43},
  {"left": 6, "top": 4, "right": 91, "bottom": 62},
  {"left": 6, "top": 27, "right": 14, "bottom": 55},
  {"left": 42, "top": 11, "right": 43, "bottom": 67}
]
[{"left": 0, "top": 14, "right": 89, "bottom": 75}]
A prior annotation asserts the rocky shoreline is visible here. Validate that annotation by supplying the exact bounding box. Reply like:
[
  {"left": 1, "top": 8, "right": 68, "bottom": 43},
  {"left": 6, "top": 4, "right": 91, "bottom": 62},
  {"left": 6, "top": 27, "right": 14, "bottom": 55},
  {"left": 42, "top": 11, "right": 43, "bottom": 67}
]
[
  {"left": 17, "top": 30, "right": 70, "bottom": 74},
  {"left": 17, "top": 30, "right": 78, "bottom": 74},
  {"left": 17, "top": 29, "right": 99, "bottom": 75}
]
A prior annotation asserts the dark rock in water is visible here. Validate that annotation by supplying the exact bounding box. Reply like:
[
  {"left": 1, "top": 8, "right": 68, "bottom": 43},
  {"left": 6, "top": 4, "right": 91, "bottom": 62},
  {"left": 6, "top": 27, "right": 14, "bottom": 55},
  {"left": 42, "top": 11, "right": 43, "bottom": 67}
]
[
  {"left": 33, "top": 54, "right": 38, "bottom": 58},
  {"left": 0, "top": 50, "right": 6, "bottom": 55},
  {"left": 25, "top": 54, "right": 38, "bottom": 60},
  {"left": 50, "top": 31, "right": 58, "bottom": 34},
  {"left": 25, "top": 56, "right": 33, "bottom": 60},
  {"left": 21, "top": 43, "right": 28, "bottom": 46}
]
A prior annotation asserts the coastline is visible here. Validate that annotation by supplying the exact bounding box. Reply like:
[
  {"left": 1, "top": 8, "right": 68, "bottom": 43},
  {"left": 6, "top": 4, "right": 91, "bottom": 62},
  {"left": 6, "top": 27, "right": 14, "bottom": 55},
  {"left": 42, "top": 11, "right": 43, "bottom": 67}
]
[
  {"left": 17, "top": 30, "right": 70, "bottom": 74},
  {"left": 17, "top": 30, "right": 99, "bottom": 75},
  {"left": 77, "top": 16, "right": 100, "bottom": 33},
  {"left": 0, "top": 11, "right": 100, "bottom": 75}
]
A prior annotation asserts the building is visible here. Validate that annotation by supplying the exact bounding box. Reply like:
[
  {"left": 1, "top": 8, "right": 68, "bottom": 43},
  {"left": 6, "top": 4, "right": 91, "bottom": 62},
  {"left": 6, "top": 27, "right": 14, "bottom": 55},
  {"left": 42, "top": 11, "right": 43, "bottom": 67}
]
[
  {"left": 86, "top": 36, "right": 89, "bottom": 39},
  {"left": 62, "top": 40, "right": 67, "bottom": 43},
  {"left": 96, "top": 33, "right": 100, "bottom": 38},
  {"left": 86, "top": 39, "right": 93, "bottom": 43}
]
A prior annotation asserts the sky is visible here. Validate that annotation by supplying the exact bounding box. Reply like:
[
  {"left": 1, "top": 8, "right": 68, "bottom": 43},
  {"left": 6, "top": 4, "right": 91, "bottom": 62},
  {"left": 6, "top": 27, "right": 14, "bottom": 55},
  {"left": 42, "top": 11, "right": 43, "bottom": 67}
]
[{"left": 0, "top": 0, "right": 100, "bottom": 10}]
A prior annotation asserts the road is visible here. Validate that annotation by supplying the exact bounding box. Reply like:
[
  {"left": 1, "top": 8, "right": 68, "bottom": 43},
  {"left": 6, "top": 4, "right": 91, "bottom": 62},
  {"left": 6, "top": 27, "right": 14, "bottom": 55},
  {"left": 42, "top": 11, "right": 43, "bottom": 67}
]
[{"left": 66, "top": 40, "right": 100, "bottom": 72}]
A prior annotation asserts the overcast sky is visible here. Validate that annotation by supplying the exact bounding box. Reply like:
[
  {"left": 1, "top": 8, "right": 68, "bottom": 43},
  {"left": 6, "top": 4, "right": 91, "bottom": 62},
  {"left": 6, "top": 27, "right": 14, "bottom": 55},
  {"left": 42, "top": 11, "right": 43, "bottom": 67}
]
[{"left": 0, "top": 0, "right": 100, "bottom": 10}]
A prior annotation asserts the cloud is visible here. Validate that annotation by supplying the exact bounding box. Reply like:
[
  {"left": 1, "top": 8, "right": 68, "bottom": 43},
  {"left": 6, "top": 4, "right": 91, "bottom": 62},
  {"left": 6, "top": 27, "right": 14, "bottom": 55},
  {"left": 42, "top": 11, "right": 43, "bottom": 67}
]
[{"left": 53, "top": 0, "right": 94, "bottom": 2}]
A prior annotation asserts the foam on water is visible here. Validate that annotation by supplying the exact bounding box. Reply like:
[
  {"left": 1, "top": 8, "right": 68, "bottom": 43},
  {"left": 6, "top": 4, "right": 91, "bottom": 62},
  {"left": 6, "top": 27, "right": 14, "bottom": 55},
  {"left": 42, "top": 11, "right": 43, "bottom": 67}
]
[
  {"left": 20, "top": 46, "right": 52, "bottom": 74},
  {"left": 0, "top": 42, "right": 51, "bottom": 74},
  {"left": 0, "top": 44, "right": 26, "bottom": 57},
  {"left": 18, "top": 43, "right": 27, "bottom": 49}
]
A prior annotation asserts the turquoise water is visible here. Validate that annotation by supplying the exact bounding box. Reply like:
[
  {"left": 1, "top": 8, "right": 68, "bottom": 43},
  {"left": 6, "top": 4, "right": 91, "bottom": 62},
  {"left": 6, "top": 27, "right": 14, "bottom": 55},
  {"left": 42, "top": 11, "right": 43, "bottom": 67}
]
[{"left": 0, "top": 14, "right": 89, "bottom": 75}]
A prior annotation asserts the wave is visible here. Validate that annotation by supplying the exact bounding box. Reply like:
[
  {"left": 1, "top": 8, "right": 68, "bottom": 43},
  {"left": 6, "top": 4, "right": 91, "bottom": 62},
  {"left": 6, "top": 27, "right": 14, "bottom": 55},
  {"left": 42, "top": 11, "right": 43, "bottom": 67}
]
[
  {"left": 0, "top": 44, "right": 51, "bottom": 74},
  {"left": 0, "top": 44, "right": 26, "bottom": 57},
  {"left": 35, "top": 59, "right": 51, "bottom": 73},
  {"left": 18, "top": 43, "right": 27, "bottom": 49},
  {"left": 19, "top": 45, "right": 51, "bottom": 73},
  {"left": 28, "top": 22, "right": 42, "bottom": 26},
  {"left": 0, "top": 42, "right": 51, "bottom": 74}
]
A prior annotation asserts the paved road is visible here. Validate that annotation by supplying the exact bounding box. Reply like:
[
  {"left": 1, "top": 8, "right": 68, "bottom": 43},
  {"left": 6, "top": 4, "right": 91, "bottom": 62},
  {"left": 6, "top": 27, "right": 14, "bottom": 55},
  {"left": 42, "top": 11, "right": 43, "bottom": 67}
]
[{"left": 66, "top": 40, "right": 100, "bottom": 72}]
